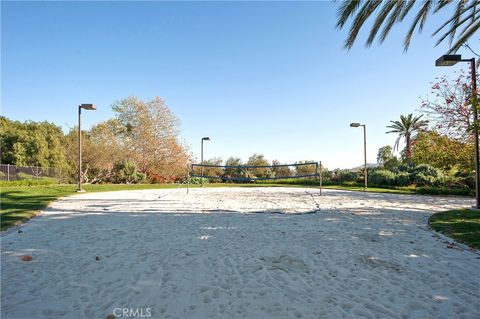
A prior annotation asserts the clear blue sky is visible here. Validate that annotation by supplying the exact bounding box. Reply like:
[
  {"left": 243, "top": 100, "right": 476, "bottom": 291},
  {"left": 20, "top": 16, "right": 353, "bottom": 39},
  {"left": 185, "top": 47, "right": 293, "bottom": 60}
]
[{"left": 1, "top": 1, "right": 466, "bottom": 169}]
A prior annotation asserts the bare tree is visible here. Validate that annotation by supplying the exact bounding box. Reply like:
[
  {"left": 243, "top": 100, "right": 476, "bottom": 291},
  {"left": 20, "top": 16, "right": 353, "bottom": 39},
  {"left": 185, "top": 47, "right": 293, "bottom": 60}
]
[
  {"left": 420, "top": 70, "right": 475, "bottom": 142},
  {"left": 112, "top": 96, "right": 190, "bottom": 180}
]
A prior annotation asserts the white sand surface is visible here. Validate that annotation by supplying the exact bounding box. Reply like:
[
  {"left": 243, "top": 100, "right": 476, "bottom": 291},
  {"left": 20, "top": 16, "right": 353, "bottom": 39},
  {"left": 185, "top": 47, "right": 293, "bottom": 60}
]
[{"left": 1, "top": 187, "right": 479, "bottom": 319}]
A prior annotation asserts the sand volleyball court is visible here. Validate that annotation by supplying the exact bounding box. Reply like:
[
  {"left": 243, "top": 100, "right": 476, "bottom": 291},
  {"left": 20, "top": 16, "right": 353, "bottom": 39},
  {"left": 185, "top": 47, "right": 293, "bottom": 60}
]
[{"left": 1, "top": 187, "right": 479, "bottom": 318}]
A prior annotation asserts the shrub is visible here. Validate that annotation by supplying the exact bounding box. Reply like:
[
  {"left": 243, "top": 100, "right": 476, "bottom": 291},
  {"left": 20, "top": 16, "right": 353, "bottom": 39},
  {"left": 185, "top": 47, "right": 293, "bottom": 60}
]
[
  {"left": 454, "top": 171, "right": 475, "bottom": 189},
  {"left": 412, "top": 164, "right": 440, "bottom": 178},
  {"left": 0, "top": 178, "right": 57, "bottom": 187},
  {"left": 413, "top": 173, "right": 438, "bottom": 187},
  {"left": 113, "top": 160, "right": 145, "bottom": 184},
  {"left": 137, "top": 172, "right": 147, "bottom": 182},
  {"left": 321, "top": 169, "right": 333, "bottom": 182},
  {"left": 333, "top": 170, "right": 358, "bottom": 184},
  {"left": 395, "top": 172, "right": 412, "bottom": 186},
  {"left": 149, "top": 174, "right": 181, "bottom": 183},
  {"left": 410, "top": 164, "right": 442, "bottom": 187},
  {"left": 17, "top": 172, "right": 35, "bottom": 180},
  {"left": 396, "top": 162, "right": 412, "bottom": 173},
  {"left": 368, "top": 170, "right": 397, "bottom": 186},
  {"left": 187, "top": 177, "right": 209, "bottom": 185}
]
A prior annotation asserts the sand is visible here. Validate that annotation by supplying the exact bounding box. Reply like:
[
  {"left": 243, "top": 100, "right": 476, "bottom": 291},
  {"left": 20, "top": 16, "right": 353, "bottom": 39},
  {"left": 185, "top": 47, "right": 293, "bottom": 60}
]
[{"left": 1, "top": 187, "right": 479, "bottom": 319}]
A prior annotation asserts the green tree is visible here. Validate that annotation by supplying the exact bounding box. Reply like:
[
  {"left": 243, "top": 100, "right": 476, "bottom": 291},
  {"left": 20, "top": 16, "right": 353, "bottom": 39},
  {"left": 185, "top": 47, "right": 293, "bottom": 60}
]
[
  {"left": 294, "top": 161, "right": 317, "bottom": 176},
  {"left": 337, "top": 0, "right": 480, "bottom": 53},
  {"left": 271, "top": 159, "right": 293, "bottom": 179},
  {"left": 411, "top": 130, "right": 474, "bottom": 171},
  {"left": 200, "top": 157, "right": 224, "bottom": 180},
  {"left": 386, "top": 114, "right": 428, "bottom": 160},
  {"left": 224, "top": 157, "right": 244, "bottom": 179},
  {"left": 376, "top": 145, "right": 400, "bottom": 169},
  {"left": 377, "top": 145, "right": 394, "bottom": 164},
  {"left": 246, "top": 154, "right": 273, "bottom": 178},
  {"left": 0, "top": 116, "right": 68, "bottom": 169}
]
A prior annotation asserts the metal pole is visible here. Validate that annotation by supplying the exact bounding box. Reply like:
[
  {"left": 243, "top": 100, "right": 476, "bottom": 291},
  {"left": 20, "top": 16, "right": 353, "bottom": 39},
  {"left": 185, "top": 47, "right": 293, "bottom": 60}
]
[
  {"left": 77, "top": 106, "right": 82, "bottom": 192},
  {"left": 470, "top": 58, "right": 480, "bottom": 209},
  {"left": 187, "top": 162, "right": 190, "bottom": 194},
  {"left": 319, "top": 161, "right": 322, "bottom": 196},
  {"left": 363, "top": 125, "right": 368, "bottom": 191},
  {"left": 201, "top": 139, "right": 204, "bottom": 187},
  {"left": 7, "top": 164, "right": 10, "bottom": 181}
]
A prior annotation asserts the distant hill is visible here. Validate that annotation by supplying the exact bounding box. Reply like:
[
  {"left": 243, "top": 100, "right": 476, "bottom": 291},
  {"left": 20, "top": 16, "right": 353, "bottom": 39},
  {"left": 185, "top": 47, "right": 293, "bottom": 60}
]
[{"left": 348, "top": 163, "right": 380, "bottom": 171}]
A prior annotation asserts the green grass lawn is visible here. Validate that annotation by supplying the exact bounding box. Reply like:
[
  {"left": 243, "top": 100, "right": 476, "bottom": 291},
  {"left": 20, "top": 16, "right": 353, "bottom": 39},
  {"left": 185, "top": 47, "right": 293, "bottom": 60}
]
[
  {"left": 428, "top": 209, "right": 480, "bottom": 249},
  {"left": 0, "top": 184, "right": 190, "bottom": 230}
]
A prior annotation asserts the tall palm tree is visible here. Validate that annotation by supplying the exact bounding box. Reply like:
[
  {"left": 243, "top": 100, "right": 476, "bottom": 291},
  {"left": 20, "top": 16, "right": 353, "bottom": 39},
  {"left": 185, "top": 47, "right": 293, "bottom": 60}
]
[
  {"left": 337, "top": 0, "right": 480, "bottom": 53},
  {"left": 386, "top": 114, "right": 428, "bottom": 159}
]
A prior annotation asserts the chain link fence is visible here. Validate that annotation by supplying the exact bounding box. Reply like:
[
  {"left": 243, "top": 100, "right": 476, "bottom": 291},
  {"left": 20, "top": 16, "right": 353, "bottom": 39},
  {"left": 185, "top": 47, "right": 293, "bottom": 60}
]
[{"left": 0, "top": 164, "right": 63, "bottom": 181}]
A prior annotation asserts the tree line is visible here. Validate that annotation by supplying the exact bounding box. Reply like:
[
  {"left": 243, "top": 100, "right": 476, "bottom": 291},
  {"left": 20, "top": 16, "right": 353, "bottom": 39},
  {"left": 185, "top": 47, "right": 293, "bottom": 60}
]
[
  {"left": 0, "top": 70, "right": 476, "bottom": 190},
  {"left": 193, "top": 155, "right": 317, "bottom": 181},
  {"left": 0, "top": 96, "right": 190, "bottom": 183},
  {"left": 363, "top": 70, "right": 476, "bottom": 191}
]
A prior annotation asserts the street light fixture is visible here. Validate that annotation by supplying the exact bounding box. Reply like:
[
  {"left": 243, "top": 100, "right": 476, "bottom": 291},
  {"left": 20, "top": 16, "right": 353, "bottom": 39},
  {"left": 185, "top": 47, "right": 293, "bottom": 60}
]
[
  {"left": 435, "top": 55, "right": 462, "bottom": 67},
  {"left": 350, "top": 122, "right": 367, "bottom": 190},
  {"left": 201, "top": 137, "right": 210, "bottom": 187},
  {"left": 436, "top": 54, "right": 479, "bottom": 209},
  {"left": 77, "top": 104, "right": 97, "bottom": 192}
]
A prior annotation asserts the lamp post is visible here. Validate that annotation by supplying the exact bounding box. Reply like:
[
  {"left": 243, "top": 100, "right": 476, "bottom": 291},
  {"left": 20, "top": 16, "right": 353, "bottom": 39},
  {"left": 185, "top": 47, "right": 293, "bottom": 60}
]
[
  {"left": 77, "top": 104, "right": 97, "bottom": 192},
  {"left": 350, "top": 122, "right": 367, "bottom": 190},
  {"left": 436, "top": 54, "right": 479, "bottom": 209},
  {"left": 201, "top": 137, "right": 210, "bottom": 187}
]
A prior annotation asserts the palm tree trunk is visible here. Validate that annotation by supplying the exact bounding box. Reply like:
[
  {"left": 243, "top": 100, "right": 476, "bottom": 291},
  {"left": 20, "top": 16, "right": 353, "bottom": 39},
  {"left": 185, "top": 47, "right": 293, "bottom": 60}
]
[{"left": 406, "top": 133, "right": 411, "bottom": 159}]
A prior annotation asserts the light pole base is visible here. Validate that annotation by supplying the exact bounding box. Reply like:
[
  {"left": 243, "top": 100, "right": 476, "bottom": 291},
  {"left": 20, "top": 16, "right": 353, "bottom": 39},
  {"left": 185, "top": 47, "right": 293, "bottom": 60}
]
[{"left": 76, "top": 189, "right": 86, "bottom": 193}]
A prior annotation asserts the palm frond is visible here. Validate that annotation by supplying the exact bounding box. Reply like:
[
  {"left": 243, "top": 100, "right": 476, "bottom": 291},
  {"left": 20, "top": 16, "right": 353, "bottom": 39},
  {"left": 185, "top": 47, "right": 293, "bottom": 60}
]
[
  {"left": 410, "top": 114, "right": 429, "bottom": 130},
  {"left": 418, "top": 0, "right": 433, "bottom": 31},
  {"left": 337, "top": 0, "right": 363, "bottom": 29},
  {"left": 447, "top": 0, "right": 468, "bottom": 42},
  {"left": 434, "top": 11, "right": 478, "bottom": 47},
  {"left": 367, "top": 0, "right": 398, "bottom": 46},
  {"left": 337, "top": 0, "right": 480, "bottom": 52},
  {"left": 386, "top": 129, "right": 401, "bottom": 134},
  {"left": 435, "top": 0, "right": 455, "bottom": 13},
  {"left": 399, "top": 0, "right": 417, "bottom": 21},
  {"left": 386, "top": 120, "right": 405, "bottom": 133},
  {"left": 393, "top": 136, "right": 401, "bottom": 151},
  {"left": 434, "top": 2, "right": 479, "bottom": 49},
  {"left": 448, "top": 19, "right": 480, "bottom": 53},
  {"left": 386, "top": 113, "right": 427, "bottom": 158},
  {"left": 379, "top": 0, "right": 407, "bottom": 43},
  {"left": 433, "top": 1, "right": 478, "bottom": 35},
  {"left": 345, "top": 0, "right": 382, "bottom": 49},
  {"left": 457, "top": 10, "right": 480, "bottom": 38},
  {"left": 400, "top": 114, "right": 410, "bottom": 127}
]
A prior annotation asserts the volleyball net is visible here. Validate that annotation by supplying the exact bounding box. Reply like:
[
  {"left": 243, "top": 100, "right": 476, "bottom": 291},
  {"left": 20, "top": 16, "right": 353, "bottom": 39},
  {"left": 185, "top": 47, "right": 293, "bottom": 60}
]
[{"left": 190, "top": 161, "right": 320, "bottom": 181}]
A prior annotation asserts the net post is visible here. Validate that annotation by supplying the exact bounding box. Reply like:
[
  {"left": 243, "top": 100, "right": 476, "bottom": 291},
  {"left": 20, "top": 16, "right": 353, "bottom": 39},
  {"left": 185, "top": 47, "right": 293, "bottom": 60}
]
[
  {"left": 186, "top": 162, "right": 190, "bottom": 194},
  {"left": 319, "top": 161, "right": 322, "bottom": 196}
]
